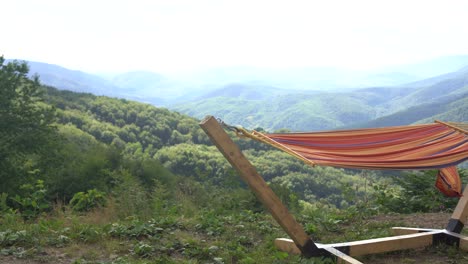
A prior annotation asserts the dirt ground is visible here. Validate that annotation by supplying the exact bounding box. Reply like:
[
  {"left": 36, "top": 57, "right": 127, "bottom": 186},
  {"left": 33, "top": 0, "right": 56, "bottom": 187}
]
[{"left": 369, "top": 212, "right": 451, "bottom": 229}]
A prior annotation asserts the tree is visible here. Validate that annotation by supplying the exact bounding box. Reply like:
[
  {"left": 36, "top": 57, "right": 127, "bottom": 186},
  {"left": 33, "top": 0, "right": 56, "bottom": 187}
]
[{"left": 0, "top": 56, "right": 56, "bottom": 194}]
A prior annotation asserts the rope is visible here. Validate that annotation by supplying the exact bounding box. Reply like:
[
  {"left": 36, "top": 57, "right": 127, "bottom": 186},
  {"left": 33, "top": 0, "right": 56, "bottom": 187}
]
[
  {"left": 217, "top": 118, "right": 316, "bottom": 167},
  {"left": 435, "top": 120, "right": 468, "bottom": 135}
]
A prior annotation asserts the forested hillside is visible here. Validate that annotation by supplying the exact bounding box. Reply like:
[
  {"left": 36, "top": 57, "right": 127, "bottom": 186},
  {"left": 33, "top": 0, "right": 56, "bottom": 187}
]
[
  {"left": 174, "top": 67, "right": 468, "bottom": 131},
  {"left": 1, "top": 57, "right": 467, "bottom": 263},
  {"left": 44, "top": 85, "right": 370, "bottom": 205},
  {"left": 173, "top": 92, "right": 378, "bottom": 131},
  {"left": 354, "top": 94, "right": 468, "bottom": 128},
  {"left": 16, "top": 58, "right": 468, "bottom": 132}
]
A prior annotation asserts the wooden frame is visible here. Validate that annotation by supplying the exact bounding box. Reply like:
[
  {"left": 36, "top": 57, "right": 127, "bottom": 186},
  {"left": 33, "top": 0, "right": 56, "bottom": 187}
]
[{"left": 200, "top": 116, "right": 468, "bottom": 263}]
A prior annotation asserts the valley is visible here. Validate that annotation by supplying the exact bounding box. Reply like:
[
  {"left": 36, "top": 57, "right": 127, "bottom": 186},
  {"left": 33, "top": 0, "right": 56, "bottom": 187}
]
[{"left": 1, "top": 56, "right": 467, "bottom": 263}]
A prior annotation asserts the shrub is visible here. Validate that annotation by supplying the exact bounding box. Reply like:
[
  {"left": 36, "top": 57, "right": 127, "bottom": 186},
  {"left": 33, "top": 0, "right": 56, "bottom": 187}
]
[
  {"left": 70, "top": 189, "right": 106, "bottom": 212},
  {"left": 11, "top": 180, "right": 50, "bottom": 219},
  {"left": 370, "top": 169, "right": 467, "bottom": 213}
]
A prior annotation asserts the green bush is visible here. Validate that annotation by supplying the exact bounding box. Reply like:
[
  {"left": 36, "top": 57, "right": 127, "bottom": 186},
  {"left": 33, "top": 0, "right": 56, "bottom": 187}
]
[
  {"left": 70, "top": 189, "right": 106, "bottom": 212},
  {"left": 0, "top": 193, "right": 15, "bottom": 214},
  {"left": 11, "top": 179, "right": 50, "bottom": 219},
  {"left": 370, "top": 169, "right": 467, "bottom": 213}
]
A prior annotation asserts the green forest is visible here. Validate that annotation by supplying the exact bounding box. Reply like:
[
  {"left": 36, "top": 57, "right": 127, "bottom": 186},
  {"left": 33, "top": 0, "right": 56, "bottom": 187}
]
[
  {"left": 173, "top": 70, "right": 468, "bottom": 132},
  {"left": 1, "top": 57, "right": 467, "bottom": 263}
]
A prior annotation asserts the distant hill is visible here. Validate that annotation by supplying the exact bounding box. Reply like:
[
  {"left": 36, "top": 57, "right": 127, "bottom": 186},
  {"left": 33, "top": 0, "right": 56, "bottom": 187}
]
[
  {"left": 173, "top": 66, "right": 420, "bottom": 92},
  {"left": 173, "top": 66, "right": 468, "bottom": 131},
  {"left": 24, "top": 61, "right": 117, "bottom": 95},
  {"left": 174, "top": 92, "right": 377, "bottom": 131},
  {"left": 417, "top": 97, "right": 468, "bottom": 124},
  {"left": 354, "top": 94, "right": 468, "bottom": 128},
  {"left": 9, "top": 56, "right": 468, "bottom": 131},
  {"left": 200, "top": 83, "right": 276, "bottom": 100},
  {"left": 10, "top": 61, "right": 168, "bottom": 106},
  {"left": 13, "top": 61, "right": 209, "bottom": 106},
  {"left": 385, "top": 55, "right": 468, "bottom": 79},
  {"left": 404, "top": 66, "right": 468, "bottom": 88},
  {"left": 169, "top": 55, "right": 468, "bottom": 91},
  {"left": 112, "top": 71, "right": 166, "bottom": 89},
  {"left": 111, "top": 71, "right": 177, "bottom": 98},
  {"left": 196, "top": 83, "right": 319, "bottom": 101},
  {"left": 378, "top": 66, "right": 468, "bottom": 114}
]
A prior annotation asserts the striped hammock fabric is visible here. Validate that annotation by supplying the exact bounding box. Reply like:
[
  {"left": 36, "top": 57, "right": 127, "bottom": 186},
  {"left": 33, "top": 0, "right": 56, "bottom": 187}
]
[
  {"left": 246, "top": 122, "right": 467, "bottom": 197},
  {"left": 436, "top": 166, "right": 462, "bottom": 197}
]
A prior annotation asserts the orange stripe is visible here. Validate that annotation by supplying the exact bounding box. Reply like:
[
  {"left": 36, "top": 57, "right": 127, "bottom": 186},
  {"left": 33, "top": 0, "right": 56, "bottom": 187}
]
[{"left": 260, "top": 123, "right": 468, "bottom": 170}]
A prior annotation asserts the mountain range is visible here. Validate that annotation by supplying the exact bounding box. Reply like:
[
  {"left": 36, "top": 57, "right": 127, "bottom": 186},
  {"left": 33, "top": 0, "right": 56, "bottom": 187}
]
[
  {"left": 173, "top": 65, "right": 468, "bottom": 131},
  {"left": 9, "top": 55, "right": 468, "bottom": 131}
]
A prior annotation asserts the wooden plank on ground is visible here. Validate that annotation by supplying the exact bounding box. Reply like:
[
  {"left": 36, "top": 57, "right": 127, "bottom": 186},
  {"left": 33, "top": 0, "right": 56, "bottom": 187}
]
[
  {"left": 275, "top": 239, "right": 362, "bottom": 263},
  {"left": 276, "top": 230, "right": 442, "bottom": 257},
  {"left": 341, "top": 231, "right": 439, "bottom": 256},
  {"left": 275, "top": 238, "right": 301, "bottom": 255},
  {"left": 443, "top": 230, "right": 468, "bottom": 251},
  {"left": 323, "top": 247, "right": 363, "bottom": 264},
  {"left": 200, "top": 116, "right": 318, "bottom": 255},
  {"left": 392, "top": 227, "right": 439, "bottom": 236}
]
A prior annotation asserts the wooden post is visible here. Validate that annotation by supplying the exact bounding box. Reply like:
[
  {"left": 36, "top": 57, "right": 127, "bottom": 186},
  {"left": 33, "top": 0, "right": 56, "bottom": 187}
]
[
  {"left": 199, "top": 116, "right": 320, "bottom": 257},
  {"left": 447, "top": 184, "right": 468, "bottom": 233}
]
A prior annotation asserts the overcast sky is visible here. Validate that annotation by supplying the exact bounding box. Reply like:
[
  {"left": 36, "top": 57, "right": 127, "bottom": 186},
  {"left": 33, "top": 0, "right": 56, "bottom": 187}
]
[{"left": 2, "top": 0, "right": 468, "bottom": 74}]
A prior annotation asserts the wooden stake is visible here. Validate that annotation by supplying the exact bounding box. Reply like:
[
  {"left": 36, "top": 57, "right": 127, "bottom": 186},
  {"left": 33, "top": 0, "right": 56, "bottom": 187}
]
[
  {"left": 447, "top": 184, "right": 468, "bottom": 233},
  {"left": 199, "top": 116, "right": 319, "bottom": 257}
]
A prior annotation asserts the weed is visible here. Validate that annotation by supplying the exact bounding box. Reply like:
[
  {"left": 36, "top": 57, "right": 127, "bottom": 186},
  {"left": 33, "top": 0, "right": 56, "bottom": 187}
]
[
  {"left": 107, "top": 218, "right": 169, "bottom": 239},
  {"left": 70, "top": 189, "right": 106, "bottom": 212},
  {"left": 133, "top": 241, "right": 153, "bottom": 257},
  {"left": 11, "top": 179, "right": 50, "bottom": 219},
  {"left": 0, "top": 230, "right": 31, "bottom": 247},
  {"left": 195, "top": 210, "right": 225, "bottom": 236},
  {"left": 77, "top": 225, "right": 102, "bottom": 243},
  {"left": 47, "top": 234, "right": 70, "bottom": 247},
  {"left": 0, "top": 193, "right": 15, "bottom": 214}
]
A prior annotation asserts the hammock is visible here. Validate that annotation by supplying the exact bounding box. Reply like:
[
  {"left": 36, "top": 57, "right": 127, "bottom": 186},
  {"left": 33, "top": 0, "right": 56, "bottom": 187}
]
[{"left": 234, "top": 120, "right": 468, "bottom": 197}]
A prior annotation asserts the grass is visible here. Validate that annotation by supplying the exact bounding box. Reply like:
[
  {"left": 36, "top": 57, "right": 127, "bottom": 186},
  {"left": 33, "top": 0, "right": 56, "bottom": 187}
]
[
  {"left": 2, "top": 185, "right": 468, "bottom": 264},
  {"left": 3, "top": 208, "right": 467, "bottom": 264},
  {"left": 0, "top": 199, "right": 298, "bottom": 263}
]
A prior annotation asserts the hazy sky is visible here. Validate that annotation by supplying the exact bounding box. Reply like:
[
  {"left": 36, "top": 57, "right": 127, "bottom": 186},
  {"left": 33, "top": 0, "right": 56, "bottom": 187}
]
[{"left": 2, "top": 0, "right": 468, "bottom": 74}]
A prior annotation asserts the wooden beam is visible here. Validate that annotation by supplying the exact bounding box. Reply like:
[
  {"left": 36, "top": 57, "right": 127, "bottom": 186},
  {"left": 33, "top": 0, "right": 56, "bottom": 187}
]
[
  {"left": 392, "top": 227, "right": 438, "bottom": 236},
  {"left": 341, "top": 231, "right": 439, "bottom": 256},
  {"left": 444, "top": 231, "right": 468, "bottom": 251},
  {"left": 276, "top": 231, "right": 442, "bottom": 257},
  {"left": 323, "top": 247, "right": 363, "bottom": 264},
  {"left": 275, "top": 239, "right": 362, "bottom": 263},
  {"left": 275, "top": 238, "right": 301, "bottom": 255},
  {"left": 200, "top": 116, "right": 319, "bottom": 257},
  {"left": 447, "top": 184, "right": 468, "bottom": 233}
]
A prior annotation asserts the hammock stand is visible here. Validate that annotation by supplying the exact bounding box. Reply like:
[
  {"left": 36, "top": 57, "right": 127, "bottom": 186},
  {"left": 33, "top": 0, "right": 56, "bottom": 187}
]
[{"left": 200, "top": 116, "right": 468, "bottom": 264}]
